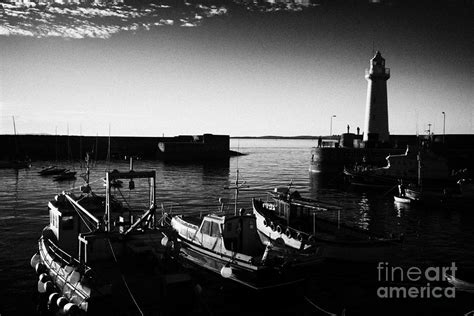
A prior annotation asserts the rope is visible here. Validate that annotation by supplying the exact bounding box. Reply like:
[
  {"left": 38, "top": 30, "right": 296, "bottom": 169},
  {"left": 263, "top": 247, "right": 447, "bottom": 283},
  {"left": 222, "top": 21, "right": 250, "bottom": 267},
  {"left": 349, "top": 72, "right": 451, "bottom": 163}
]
[
  {"left": 303, "top": 295, "right": 338, "bottom": 316},
  {"left": 116, "top": 187, "right": 134, "bottom": 211},
  {"left": 67, "top": 177, "right": 103, "bottom": 192},
  {"left": 382, "top": 184, "right": 398, "bottom": 196},
  {"left": 70, "top": 202, "right": 94, "bottom": 232},
  {"left": 107, "top": 239, "right": 144, "bottom": 316}
]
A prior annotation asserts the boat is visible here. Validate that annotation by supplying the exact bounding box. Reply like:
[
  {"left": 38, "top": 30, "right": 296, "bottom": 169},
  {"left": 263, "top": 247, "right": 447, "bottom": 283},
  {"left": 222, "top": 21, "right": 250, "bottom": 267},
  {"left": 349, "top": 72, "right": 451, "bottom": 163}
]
[
  {"left": 162, "top": 169, "right": 323, "bottom": 291},
  {"left": 39, "top": 165, "right": 67, "bottom": 176},
  {"left": 164, "top": 210, "right": 322, "bottom": 291},
  {"left": 393, "top": 195, "right": 414, "bottom": 204},
  {"left": 53, "top": 169, "right": 77, "bottom": 181},
  {"left": 30, "top": 157, "right": 196, "bottom": 315},
  {"left": 252, "top": 187, "right": 403, "bottom": 263}
]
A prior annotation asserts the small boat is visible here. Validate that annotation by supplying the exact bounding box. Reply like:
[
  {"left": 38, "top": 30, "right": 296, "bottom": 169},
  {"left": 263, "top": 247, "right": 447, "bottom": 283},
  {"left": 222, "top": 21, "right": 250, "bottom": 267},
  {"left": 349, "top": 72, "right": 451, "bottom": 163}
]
[
  {"left": 31, "top": 158, "right": 196, "bottom": 315},
  {"left": 53, "top": 169, "right": 77, "bottom": 181},
  {"left": 164, "top": 209, "right": 322, "bottom": 290},
  {"left": 252, "top": 187, "right": 403, "bottom": 263},
  {"left": 393, "top": 195, "right": 414, "bottom": 204},
  {"left": 445, "top": 273, "right": 474, "bottom": 293},
  {"left": 39, "top": 165, "right": 67, "bottom": 176}
]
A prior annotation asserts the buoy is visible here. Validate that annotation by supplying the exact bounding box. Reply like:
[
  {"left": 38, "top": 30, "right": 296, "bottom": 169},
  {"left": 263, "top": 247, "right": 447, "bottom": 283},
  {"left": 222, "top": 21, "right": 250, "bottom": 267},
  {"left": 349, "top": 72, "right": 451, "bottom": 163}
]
[
  {"left": 48, "top": 292, "right": 60, "bottom": 310},
  {"left": 57, "top": 296, "right": 69, "bottom": 309},
  {"left": 63, "top": 302, "right": 80, "bottom": 315},
  {"left": 38, "top": 280, "right": 46, "bottom": 293},
  {"left": 43, "top": 281, "right": 55, "bottom": 294},
  {"left": 285, "top": 228, "right": 292, "bottom": 238},
  {"left": 39, "top": 273, "right": 50, "bottom": 283},
  {"left": 161, "top": 236, "right": 170, "bottom": 248},
  {"left": 35, "top": 262, "right": 46, "bottom": 275},
  {"left": 297, "top": 233, "right": 304, "bottom": 242},
  {"left": 220, "top": 266, "right": 232, "bottom": 278},
  {"left": 270, "top": 222, "right": 276, "bottom": 231},
  {"left": 276, "top": 225, "right": 282, "bottom": 234},
  {"left": 30, "top": 253, "right": 40, "bottom": 269},
  {"left": 263, "top": 219, "right": 268, "bottom": 226}
]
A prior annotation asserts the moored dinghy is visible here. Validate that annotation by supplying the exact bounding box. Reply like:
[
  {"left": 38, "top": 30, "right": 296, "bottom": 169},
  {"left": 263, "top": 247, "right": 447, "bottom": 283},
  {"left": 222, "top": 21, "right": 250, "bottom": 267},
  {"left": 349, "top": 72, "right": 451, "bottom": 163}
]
[{"left": 39, "top": 165, "right": 67, "bottom": 176}]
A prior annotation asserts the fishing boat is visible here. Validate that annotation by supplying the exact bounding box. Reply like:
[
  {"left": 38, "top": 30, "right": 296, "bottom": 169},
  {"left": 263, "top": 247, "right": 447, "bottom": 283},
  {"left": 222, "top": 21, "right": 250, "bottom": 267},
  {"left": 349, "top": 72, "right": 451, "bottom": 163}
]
[
  {"left": 162, "top": 169, "right": 323, "bottom": 290},
  {"left": 164, "top": 210, "right": 322, "bottom": 291},
  {"left": 30, "top": 157, "right": 196, "bottom": 315},
  {"left": 252, "top": 187, "right": 403, "bottom": 262}
]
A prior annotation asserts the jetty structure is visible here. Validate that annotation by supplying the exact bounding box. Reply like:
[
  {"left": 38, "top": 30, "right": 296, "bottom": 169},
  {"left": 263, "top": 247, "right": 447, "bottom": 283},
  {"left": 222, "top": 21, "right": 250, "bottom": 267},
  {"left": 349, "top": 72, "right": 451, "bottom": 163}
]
[{"left": 0, "top": 133, "right": 242, "bottom": 162}]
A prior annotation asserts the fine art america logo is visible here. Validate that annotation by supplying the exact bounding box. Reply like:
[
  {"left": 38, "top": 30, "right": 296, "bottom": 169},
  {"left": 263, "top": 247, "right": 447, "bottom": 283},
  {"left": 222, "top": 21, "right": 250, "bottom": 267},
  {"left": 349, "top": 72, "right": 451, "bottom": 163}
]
[{"left": 377, "top": 262, "right": 457, "bottom": 299}]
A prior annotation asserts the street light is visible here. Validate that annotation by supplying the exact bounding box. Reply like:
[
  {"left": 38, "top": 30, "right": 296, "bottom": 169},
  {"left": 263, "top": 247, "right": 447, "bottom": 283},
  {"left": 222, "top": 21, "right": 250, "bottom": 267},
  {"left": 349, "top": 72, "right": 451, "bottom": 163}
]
[
  {"left": 442, "top": 111, "right": 446, "bottom": 144},
  {"left": 330, "top": 115, "right": 336, "bottom": 136}
]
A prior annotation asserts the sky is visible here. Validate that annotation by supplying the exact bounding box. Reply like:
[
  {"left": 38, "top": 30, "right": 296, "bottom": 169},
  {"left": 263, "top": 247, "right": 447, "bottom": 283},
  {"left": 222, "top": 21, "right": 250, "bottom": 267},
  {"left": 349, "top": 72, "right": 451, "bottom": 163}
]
[{"left": 0, "top": 1, "right": 473, "bottom": 137}]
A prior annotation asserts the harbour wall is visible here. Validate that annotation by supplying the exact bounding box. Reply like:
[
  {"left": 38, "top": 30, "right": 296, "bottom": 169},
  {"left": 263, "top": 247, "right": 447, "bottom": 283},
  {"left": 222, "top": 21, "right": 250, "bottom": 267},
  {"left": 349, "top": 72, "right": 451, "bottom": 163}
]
[
  {"left": 0, "top": 134, "right": 233, "bottom": 161},
  {"left": 310, "top": 134, "right": 474, "bottom": 174}
]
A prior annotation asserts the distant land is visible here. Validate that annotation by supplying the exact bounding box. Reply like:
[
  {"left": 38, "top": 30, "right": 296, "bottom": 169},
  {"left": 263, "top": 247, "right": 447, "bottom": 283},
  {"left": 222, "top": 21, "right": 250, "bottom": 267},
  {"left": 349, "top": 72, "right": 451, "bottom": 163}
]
[{"left": 232, "top": 136, "right": 319, "bottom": 139}]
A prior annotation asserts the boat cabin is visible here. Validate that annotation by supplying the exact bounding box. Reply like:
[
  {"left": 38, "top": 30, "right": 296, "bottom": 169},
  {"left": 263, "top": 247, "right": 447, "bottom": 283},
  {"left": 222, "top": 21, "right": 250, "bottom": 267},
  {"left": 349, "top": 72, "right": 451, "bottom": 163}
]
[
  {"left": 48, "top": 194, "right": 118, "bottom": 264},
  {"left": 183, "top": 213, "right": 264, "bottom": 257},
  {"left": 221, "top": 214, "right": 264, "bottom": 256}
]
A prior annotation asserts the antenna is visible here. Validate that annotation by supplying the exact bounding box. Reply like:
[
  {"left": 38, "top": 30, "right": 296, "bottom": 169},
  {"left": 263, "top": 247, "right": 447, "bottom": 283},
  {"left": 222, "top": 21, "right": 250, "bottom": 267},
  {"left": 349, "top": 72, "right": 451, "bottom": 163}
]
[
  {"left": 12, "top": 116, "right": 17, "bottom": 136},
  {"left": 225, "top": 169, "right": 249, "bottom": 216}
]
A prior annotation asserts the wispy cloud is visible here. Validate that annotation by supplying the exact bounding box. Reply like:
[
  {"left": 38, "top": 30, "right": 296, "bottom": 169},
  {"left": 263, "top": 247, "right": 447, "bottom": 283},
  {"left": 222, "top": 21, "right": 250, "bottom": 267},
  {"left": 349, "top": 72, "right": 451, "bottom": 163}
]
[{"left": 0, "top": 3, "right": 228, "bottom": 39}]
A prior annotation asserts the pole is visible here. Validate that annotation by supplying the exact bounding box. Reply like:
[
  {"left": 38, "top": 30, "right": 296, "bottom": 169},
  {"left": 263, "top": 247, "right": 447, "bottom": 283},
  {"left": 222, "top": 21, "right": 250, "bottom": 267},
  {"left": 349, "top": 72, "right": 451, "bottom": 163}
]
[
  {"left": 442, "top": 112, "right": 446, "bottom": 144},
  {"left": 234, "top": 169, "right": 239, "bottom": 216},
  {"left": 330, "top": 115, "right": 336, "bottom": 136}
]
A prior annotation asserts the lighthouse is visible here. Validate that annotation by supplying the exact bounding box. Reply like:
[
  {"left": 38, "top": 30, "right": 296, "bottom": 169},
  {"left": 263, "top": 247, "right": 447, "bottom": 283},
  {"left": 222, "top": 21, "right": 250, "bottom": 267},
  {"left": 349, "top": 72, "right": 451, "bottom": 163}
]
[{"left": 363, "top": 51, "right": 390, "bottom": 144}]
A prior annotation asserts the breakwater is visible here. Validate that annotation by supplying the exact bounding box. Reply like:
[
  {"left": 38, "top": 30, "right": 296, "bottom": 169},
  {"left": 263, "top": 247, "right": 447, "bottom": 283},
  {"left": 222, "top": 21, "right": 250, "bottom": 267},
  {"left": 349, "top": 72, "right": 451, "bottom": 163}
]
[
  {"left": 0, "top": 133, "right": 237, "bottom": 161},
  {"left": 309, "top": 134, "right": 474, "bottom": 175}
]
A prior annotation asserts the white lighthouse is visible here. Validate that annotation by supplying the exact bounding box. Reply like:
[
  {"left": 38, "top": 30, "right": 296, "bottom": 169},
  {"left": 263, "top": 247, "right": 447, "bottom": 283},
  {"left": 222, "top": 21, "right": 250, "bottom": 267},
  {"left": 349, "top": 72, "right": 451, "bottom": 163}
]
[{"left": 363, "top": 51, "right": 390, "bottom": 144}]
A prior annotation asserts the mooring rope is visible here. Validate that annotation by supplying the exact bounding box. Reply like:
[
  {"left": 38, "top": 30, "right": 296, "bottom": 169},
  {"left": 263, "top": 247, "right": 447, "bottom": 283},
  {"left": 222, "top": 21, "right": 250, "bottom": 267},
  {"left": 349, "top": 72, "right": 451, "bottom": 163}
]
[
  {"left": 107, "top": 239, "right": 144, "bottom": 316},
  {"left": 303, "top": 295, "right": 338, "bottom": 316}
]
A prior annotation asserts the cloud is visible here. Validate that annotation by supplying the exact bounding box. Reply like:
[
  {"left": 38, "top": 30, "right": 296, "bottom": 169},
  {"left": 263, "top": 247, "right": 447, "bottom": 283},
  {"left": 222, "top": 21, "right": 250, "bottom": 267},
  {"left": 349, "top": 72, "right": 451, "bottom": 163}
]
[{"left": 0, "top": 3, "right": 227, "bottom": 39}]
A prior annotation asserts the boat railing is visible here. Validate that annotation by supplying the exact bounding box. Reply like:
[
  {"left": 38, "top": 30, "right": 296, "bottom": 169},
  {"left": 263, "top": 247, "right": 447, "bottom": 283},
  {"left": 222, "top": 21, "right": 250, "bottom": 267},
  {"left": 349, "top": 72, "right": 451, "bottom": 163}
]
[{"left": 42, "top": 237, "right": 91, "bottom": 273}]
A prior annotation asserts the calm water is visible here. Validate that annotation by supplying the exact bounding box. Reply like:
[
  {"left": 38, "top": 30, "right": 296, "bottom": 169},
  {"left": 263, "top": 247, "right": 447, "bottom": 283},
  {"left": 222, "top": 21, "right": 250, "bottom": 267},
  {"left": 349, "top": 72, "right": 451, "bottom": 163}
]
[{"left": 1, "top": 139, "right": 473, "bottom": 315}]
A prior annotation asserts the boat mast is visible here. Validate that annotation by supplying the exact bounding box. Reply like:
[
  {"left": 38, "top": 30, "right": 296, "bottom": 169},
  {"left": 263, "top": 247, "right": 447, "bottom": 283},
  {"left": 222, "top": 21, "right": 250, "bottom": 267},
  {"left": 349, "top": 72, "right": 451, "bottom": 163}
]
[{"left": 12, "top": 116, "right": 19, "bottom": 159}]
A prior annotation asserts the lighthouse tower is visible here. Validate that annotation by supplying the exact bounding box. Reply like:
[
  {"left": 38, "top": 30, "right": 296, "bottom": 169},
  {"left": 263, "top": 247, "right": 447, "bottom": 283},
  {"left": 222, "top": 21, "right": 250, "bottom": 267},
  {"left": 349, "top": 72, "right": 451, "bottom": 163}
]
[{"left": 363, "top": 51, "right": 390, "bottom": 144}]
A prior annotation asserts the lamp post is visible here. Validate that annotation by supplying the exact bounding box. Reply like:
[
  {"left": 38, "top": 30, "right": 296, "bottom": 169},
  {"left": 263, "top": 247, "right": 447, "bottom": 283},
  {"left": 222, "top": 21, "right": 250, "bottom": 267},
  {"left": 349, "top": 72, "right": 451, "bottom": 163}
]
[
  {"left": 442, "top": 111, "right": 446, "bottom": 144},
  {"left": 330, "top": 115, "right": 336, "bottom": 136}
]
